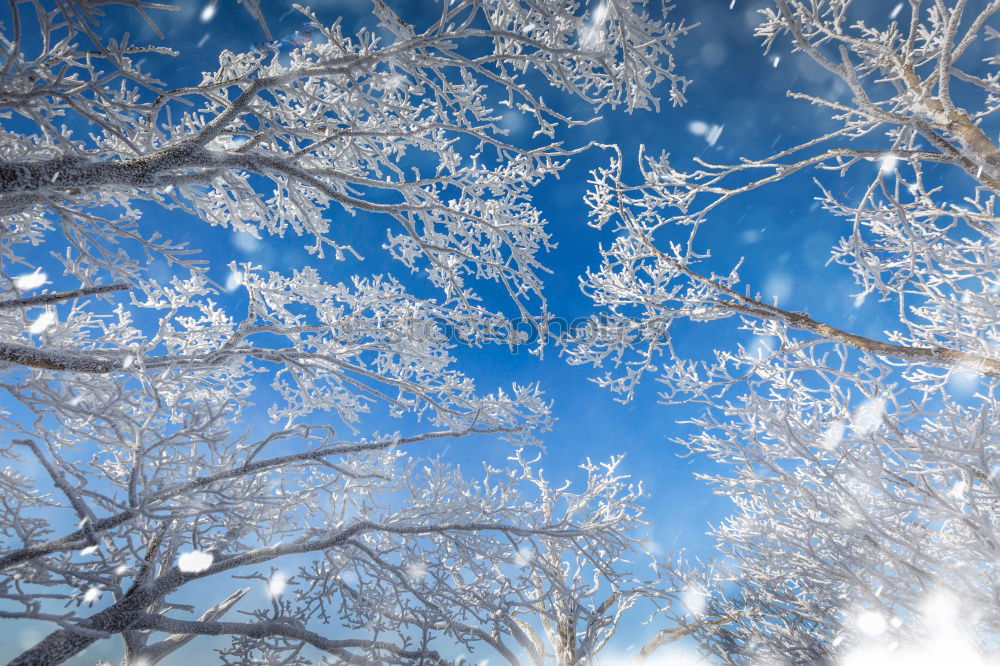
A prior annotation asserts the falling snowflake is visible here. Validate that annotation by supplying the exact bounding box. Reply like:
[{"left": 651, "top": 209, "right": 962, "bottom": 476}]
[
  {"left": 820, "top": 422, "right": 845, "bottom": 450},
  {"left": 200, "top": 1, "right": 217, "bottom": 22},
  {"left": 852, "top": 396, "right": 886, "bottom": 435},
  {"left": 639, "top": 537, "right": 662, "bottom": 556},
  {"left": 580, "top": 3, "right": 609, "bottom": 46},
  {"left": 225, "top": 271, "right": 244, "bottom": 292},
  {"left": 880, "top": 154, "right": 898, "bottom": 174},
  {"left": 748, "top": 335, "right": 776, "bottom": 360},
  {"left": 855, "top": 610, "right": 887, "bottom": 636},
  {"left": 13, "top": 270, "right": 46, "bottom": 291},
  {"left": 268, "top": 571, "right": 288, "bottom": 597},
  {"left": 177, "top": 550, "right": 214, "bottom": 573},
  {"left": 232, "top": 231, "right": 261, "bottom": 253},
  {"left": 764, "top": 272, "right": 792, "bottom": 304},
  {"left": 83, "top": 587, "right": 102, "bottom": 603},
  {"left": 405, "top": 561, "right": 429, "bottom": 581},
  {"left": 688, "top": 120, "right": 709, "bottom": 136},
  {"left": 705, "top": 124, "right": 724, "bottom": 146},
  {"left": 947, "top": 368, "right": 980, "bottom": 396},
  {"left": 29, "top": 311, "right": 56, "bottom": 335},
  {"left": 682, "top": 585, "right": 707, "bottom": 616}
]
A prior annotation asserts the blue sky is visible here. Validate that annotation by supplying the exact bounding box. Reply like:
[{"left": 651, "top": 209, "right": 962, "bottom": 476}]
[
  {"left": 99, "top": 0, "right": 833, "bottom": 552},
  {"left": 93, "top": 0, "right": 909, "bottom": 568},
  {"left": 5, "top": 0, "right": 947, "bottom": 661}
]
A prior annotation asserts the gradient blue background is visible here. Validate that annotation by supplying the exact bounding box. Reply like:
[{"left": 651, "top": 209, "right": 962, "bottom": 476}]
[{"left": 3, "top": 0, "right": 936, "bottom": 662}]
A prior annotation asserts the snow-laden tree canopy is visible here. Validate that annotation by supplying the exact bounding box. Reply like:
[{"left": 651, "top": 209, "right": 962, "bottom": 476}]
[
  {"left": 0, "top": 1, "right": 688, "bottom": 663},
  {"left": 10, "top": 1, "right": 999, "bottom": 664},
  {"left": 566, "top": 0, "right": 1000, "bottom": 663}
]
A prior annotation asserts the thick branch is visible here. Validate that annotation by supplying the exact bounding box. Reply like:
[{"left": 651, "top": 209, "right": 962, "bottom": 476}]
[
  {"left": 0, "top": 341, "right": 125, "bottom": 373},
  {"left": 131, "top": 613, "right": 449, "bottom": 664},
  {"left": 639, "top": 233, "right": 1000, "bottom": 377},
  {"left": 635, "top": 614, "right": 752, "bottom": 663},
  {"left": 11, "top": 518, "right": 576, "bottom": 665},
  {"left": 133, "top": 588, "right": 245, "bottom": 664},
  {"left": 0, "top": 282, "right": 129, "bottom": 310}
]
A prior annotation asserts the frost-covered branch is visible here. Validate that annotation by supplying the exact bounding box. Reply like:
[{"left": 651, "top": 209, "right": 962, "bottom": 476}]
[
  {"left": 0, "top": 0, "right": 689, "bottom": 663},
  {"left": 566, "top": 1, "right": 1000, "bottom": 662}
]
